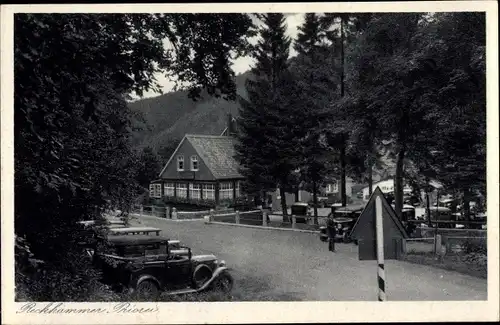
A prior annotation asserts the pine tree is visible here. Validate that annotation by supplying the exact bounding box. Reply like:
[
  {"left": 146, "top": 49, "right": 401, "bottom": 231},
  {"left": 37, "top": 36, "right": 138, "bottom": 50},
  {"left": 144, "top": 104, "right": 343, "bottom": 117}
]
[
  {"left": 418, "top": 12, "right": 486, "bottom": 223},
  {"left": 292, "top": 13, "right": 337, "bottom": 220},
  {"left": 235, "top": 13, "right": 301, "bottom": 216}
]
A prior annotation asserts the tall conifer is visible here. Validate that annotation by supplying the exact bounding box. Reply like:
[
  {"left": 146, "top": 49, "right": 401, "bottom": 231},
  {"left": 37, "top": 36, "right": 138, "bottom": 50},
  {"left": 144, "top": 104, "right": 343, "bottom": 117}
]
[{"left": 235, "top": 13, "right": 301, "bottom": 216}]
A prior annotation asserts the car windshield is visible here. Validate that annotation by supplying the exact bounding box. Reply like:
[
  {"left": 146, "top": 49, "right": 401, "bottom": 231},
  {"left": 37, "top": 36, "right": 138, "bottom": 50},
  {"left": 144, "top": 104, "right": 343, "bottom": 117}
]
[{"left": 117, "top": 243, "right": 166, "bottom": 257}]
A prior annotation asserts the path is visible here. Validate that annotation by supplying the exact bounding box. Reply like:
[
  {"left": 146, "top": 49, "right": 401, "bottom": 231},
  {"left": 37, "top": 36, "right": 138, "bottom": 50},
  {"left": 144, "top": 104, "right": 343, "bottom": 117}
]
[{"left": 131, "top": 215, "right": 487, "bottom": 301}]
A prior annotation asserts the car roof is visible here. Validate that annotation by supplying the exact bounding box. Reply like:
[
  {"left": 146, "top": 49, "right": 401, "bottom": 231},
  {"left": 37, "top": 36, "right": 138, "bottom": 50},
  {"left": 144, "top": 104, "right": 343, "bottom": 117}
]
[
  {"left": 105, "top": 235, "right": 170, "bottom": 246},
  {"left": 333, "top": 217, "right": 354, "bottom": 223},
  {"left": 292, "top": 202, "right": 309, "bottom": 206},
  {"left": 333, "top": 204, "right": 365, "bottom": 212},
  {"left": 108, "top": 226, "right": 161, "bottom": 233}
]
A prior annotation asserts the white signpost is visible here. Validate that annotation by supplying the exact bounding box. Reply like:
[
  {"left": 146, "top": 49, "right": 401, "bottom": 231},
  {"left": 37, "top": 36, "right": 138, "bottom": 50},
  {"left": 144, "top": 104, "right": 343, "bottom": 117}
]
[
  {"left": 350, "top": 187, "right": 409, "bottom": 302},
  {"left": 375, "top": 196, "right": 386, "bottom": 301}
]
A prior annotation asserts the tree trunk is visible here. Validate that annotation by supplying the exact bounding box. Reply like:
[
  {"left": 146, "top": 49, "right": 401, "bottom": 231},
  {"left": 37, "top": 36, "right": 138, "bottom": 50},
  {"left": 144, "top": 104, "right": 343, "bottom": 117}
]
[
  {"left": 339, "top": 17, "right": 347, "bottom": 207},
  {"left": 279, "top": 187, "right": 288, "bottom": 220},
  {"left": 367, "top": 158, "right": 373, "bottom": 197},
  {"left": 340, "top": 16, "right": 345, "bottom": 98},
  {"left": 394, "top": 147, "right": 405, "bottom": 219},
  {"left": 340, "top": 142, "right": 347, "bottom": 207},
  {"left": 425, "top": 183, "right": 432, "bottom": 227},
  {"left": 463, "top": 187, "right": 471, "bottom": 229},
  {"left": 312, "top": 180, "right": 318, "bottom": 224}
]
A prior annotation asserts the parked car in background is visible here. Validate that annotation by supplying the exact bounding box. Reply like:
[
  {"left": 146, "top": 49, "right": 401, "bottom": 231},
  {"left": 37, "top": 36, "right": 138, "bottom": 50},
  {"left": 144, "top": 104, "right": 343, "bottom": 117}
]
[
  {"left": 319, "top": 203, "right": 365, "bottom": 245},
  {"left": 291, "top": 202, "right": 310, "bottom": 223},
  {"left": 92, "top": 235, "right": 233, "bottom": 300}
]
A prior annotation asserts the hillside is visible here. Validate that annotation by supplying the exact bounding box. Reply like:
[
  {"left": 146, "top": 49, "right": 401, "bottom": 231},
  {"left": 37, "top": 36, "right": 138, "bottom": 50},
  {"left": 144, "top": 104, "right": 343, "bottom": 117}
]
[
  {"left": 129, "top": 71, "right": 250, "bottom": 152},
  {"left": 129, "top": 69, "right": 397, "bottom": 182}
]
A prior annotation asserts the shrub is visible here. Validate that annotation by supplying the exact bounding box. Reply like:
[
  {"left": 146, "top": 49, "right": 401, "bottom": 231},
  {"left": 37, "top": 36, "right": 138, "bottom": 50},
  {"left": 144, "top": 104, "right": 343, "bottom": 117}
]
[{"left": 461, "top": 238, "right": 487, "bottom": 255}]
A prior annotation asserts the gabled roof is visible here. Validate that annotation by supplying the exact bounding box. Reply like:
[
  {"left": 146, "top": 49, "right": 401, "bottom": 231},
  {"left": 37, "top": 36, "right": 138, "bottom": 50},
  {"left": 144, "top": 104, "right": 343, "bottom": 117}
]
[
  {"left": 350, "top": 187, "right": 409, "bottom": 240},
  {"left": 158, "top": 134, "right": 242, "bottom": 180},
  {"left": 186, "top": 134, "right": 242, "bottom": 179}
]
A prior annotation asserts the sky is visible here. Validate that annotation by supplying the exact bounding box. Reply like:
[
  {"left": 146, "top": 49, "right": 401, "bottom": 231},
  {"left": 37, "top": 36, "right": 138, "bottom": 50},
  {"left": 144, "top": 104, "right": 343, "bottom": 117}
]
[{"left": 139, "top": 13, "right": 305, "bottom": 99}]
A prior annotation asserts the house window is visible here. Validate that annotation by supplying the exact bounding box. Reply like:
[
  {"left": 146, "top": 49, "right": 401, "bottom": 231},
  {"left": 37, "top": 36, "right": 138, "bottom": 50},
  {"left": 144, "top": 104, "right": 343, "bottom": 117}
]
[
  {"left": 177, "top": 183, "right": 187, "bottom": 198},
  {"left": 177, "top": 155, "right": 184, "bottom": 171},
  {"left": 149, "top": 184, "right": 161, "bottom": 198},
  {"left": 203, "top": 184, "right": 215, "bottom": 201},
  {"left": 327, "top": 182, "right": 338, "bottom": 193},
  {"left": 189, "top": 183, "right": 201, "bottom": 200},
  {"left": 220, "top": 182, "right": 233, "bottom": 200},
  {"left": 191, "top": 155, "right": 199, "bottom": 171},
  {"left": 164, "top": 183, "right": 175, "bottom": 197}
]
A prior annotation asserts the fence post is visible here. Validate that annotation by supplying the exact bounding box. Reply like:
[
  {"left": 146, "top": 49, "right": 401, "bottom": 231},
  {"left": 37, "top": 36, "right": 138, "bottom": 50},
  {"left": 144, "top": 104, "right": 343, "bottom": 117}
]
[
  {"left": 172, "top": 207, "right": 178, "bottom": 220},
  {"left": 235, "top": 210, "right": 240, "bottom": 224},
  {"left": 140, "top": 205, "right": 144, "bottom": 217},
  {"left": 210, "top": 209, "right": 215, "bottom": 222},
  {"left": 262, "top": 209, "right": 268, "bottom": 227},
  {"left": 292, "top": 215, "right": 296, "bottom": 229},
  {"left": 166, "top": 206, "right": 171, "bottom": 219},
  {"left": 435, "top": 234, "right": 443, "bottom": 257},
  {"left": 152, "top": 205, "right": 156, "bottom": 217},
  {"left": 401, "top": 239, "right": 407, "bottom": 256}
]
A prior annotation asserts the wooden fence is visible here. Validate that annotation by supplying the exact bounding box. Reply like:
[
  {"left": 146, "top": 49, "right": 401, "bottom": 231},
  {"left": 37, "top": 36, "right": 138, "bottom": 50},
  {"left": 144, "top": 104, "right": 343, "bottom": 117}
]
[
  {"left": 132, "top": 205, "right": 236, "bottom": 220},
  {"left": 206, "top": 210, "right": 324, "bottom": 231}
]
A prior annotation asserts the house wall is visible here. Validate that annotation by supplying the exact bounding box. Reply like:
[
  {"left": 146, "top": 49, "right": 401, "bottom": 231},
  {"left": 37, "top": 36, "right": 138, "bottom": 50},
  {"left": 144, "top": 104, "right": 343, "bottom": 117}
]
[
  {"left": 160, "top": 138, "right": 215, "bottom": 181},
  {"left": 324, "top": 178, "right": 354, "bottom": 198},
  {"left": 362, "top": 179, "right": 412, "bottom": 201},
  {"left": 269, "top": 189, "right": 311, "bottom": 211}
]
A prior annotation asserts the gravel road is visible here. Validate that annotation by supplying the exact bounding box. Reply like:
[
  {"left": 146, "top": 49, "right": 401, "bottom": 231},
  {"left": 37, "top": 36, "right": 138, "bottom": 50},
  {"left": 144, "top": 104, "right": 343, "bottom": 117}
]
[{"left": 131, "top": 215, "right": 487, "bottom": 301}]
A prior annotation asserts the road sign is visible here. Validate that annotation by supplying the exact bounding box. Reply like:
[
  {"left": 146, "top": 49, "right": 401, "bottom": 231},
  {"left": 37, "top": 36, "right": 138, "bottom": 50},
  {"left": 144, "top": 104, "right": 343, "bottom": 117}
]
[
  {"left": 350, "top": 187, "right": 409, "bottom": 301},
  {"left": 350, "top": 187, "right": 409, "bottom": 261}
]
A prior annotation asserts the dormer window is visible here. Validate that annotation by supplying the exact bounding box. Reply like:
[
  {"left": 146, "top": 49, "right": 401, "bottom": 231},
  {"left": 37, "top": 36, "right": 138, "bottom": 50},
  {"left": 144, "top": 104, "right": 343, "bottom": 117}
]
[
  {"left": 191, "top": 155, "right": 199, "bottom": 171},
  {"left": 177, "top": 155, "right": 184, "bottom": 171}
]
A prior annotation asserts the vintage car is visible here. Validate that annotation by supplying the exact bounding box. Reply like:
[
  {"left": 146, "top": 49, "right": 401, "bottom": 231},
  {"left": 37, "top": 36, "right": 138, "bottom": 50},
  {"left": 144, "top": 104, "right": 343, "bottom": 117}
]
[
  {"left": 319, "top": 204, "right": 365, "bottom": 244},
  {"left": 76, "top": 219, "right": 128, "bottom": 248},
  {"left": 330, "top": 203, "right": 365, "bottom": 220},
  {"left": 92, "top": 235, "right": 233, "bottom": 300},
  {"left": 390, "top": 204, "right": 416, "bottom": 222},
  {"left": 290, "top": 202, "right": 310, "bottom": 223},
  {"left": 319, "top": 217, "right": 356, "bottom": 243},
  {"left": 106, "top": 226, "right": 162, "bottom": 236}
]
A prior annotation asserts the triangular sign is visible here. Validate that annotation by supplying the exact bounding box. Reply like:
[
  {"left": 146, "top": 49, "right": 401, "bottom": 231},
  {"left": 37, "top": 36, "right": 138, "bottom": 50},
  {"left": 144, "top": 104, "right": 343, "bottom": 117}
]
[{"left": 350, "top": 187, "right": 409, "bottom": 260}]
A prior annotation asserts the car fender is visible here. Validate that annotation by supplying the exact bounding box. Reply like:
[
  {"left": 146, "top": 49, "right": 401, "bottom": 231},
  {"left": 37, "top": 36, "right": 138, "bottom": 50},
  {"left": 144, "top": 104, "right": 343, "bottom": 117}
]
[
  {"left": 136, "top": 274, "right": 161, "bottom": 288},
  {"left": 196, "top": 266, "right": 230, "bottom": 291}
]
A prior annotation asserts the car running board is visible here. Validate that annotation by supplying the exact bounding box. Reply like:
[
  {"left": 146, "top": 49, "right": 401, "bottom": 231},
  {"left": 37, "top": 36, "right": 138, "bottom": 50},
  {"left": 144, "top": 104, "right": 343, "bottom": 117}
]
[{"left": 163, "top": 288, "right": 199, "bottom": 295}]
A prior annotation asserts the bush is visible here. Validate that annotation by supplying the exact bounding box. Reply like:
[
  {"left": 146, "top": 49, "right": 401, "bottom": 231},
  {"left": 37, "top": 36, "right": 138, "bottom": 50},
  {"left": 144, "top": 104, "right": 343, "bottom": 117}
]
[{"left": 461, "top": 238, "right": 487, "bottom": 255}]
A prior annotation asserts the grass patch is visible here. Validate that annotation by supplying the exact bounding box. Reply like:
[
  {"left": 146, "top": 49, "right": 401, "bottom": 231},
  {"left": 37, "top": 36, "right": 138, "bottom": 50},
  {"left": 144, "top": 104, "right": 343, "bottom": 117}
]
[{"left": 403, "top": 253, "right": 487, "bottom": 279}]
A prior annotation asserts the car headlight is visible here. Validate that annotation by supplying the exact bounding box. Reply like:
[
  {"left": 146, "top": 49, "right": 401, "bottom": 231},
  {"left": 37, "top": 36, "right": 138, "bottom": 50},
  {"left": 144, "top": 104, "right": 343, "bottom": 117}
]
[{"left": 218, "top": 260, "right": 226, "bottom": 267}]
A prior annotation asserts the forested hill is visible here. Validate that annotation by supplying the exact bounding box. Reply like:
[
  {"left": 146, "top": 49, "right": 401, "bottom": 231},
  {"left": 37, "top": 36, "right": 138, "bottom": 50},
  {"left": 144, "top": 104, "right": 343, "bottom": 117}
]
[{"left": 129, "top": 71, "right": 250, "bottom": 152}]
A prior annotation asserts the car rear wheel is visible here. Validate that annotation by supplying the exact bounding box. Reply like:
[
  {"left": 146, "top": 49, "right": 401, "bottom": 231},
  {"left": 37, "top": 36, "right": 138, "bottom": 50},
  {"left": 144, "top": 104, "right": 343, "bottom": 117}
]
[
  {"left": 212, "top": 271, "right": 233, "bottom": 293},
  {"left": 135, "top": 280, "right": 160, "bottom": 301}
]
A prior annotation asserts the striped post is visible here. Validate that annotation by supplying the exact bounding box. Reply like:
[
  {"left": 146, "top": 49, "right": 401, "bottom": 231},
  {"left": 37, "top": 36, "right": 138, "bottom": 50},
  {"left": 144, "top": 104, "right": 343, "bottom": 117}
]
[{"left": 375, "top": 196, "right": 386, "bottom": 302}]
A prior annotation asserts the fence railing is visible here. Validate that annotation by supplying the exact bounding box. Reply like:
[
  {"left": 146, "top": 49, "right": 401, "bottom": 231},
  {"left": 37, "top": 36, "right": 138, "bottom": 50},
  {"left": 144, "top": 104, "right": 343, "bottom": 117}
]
[
  {"left": 206, "top": 209, "right": 324, "bottom": 231},
  {"left": 402, "top": 234, "right": 487, "bottom": 258},
  {"left": 131, "top": 205, "right": 232, "bottom": 220},
  {"left": 416, "top": 226, "right": 486, "bottom": 239}
]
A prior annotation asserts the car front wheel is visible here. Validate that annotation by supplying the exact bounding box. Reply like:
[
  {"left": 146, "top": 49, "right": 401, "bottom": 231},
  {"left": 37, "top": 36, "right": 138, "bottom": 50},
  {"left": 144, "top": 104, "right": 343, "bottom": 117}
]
[{"left": 212, "top": 271, "right": 234, "bottom": 293}]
